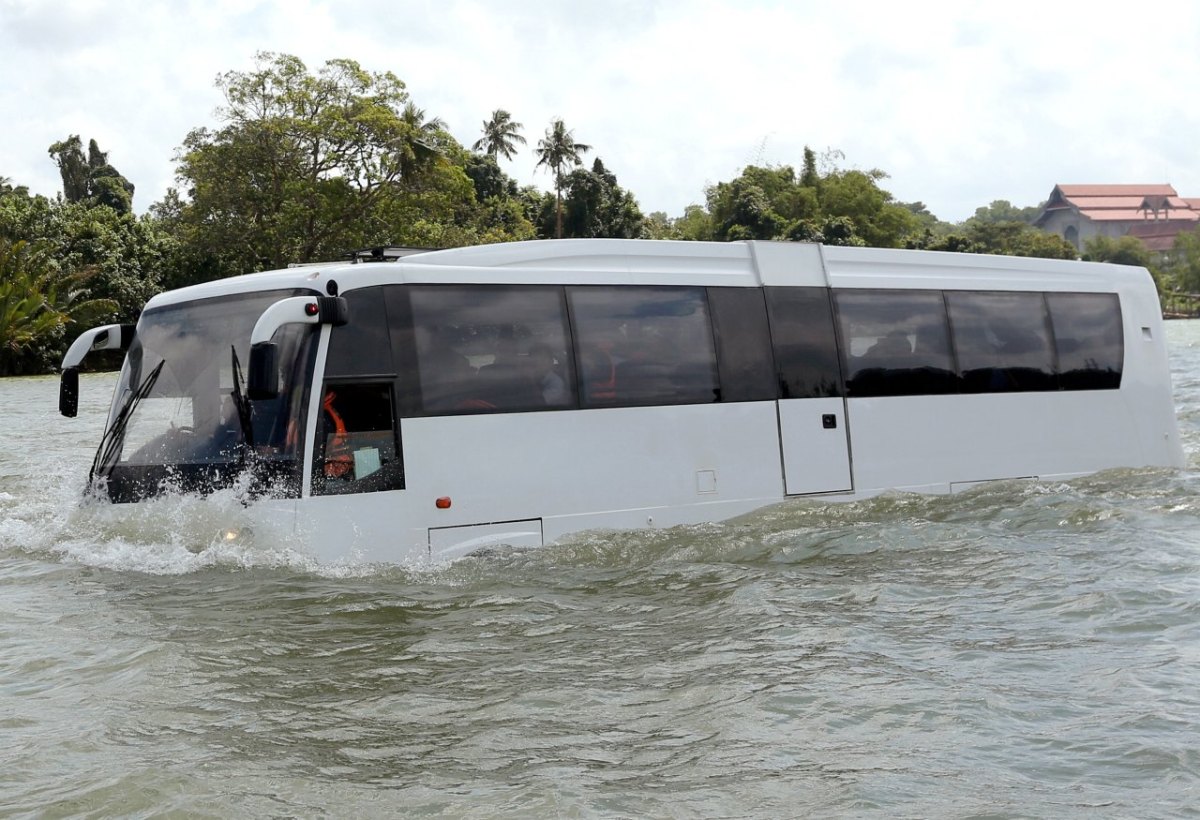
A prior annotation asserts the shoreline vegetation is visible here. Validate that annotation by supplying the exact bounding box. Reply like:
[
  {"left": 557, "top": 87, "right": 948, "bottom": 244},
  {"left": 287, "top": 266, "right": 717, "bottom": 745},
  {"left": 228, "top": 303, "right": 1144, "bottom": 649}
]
[{"left": 4, "top": 52, "right": 1199, "bottom": 377}]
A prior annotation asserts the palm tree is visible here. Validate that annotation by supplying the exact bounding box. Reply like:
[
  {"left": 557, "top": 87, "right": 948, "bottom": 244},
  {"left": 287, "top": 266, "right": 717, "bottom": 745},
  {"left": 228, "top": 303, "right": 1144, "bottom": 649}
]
[
  {"left": 0, "top": 239, "right": 117, "bottom": 374},
  {"left": 472, "top": 109, "right": 526, "bottom": 161},
  {"left": 397, "top": 101, "right": 448, "bottom": 179},
  {"left": 535, "top": 118, "right": 591, "bottom": 239}
]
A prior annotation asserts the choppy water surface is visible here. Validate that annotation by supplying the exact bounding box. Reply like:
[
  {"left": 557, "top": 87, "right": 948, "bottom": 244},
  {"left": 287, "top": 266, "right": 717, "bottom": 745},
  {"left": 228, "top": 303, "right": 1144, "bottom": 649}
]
[{"left": 3, "top": 324, "right": 1200, "bottom": 818}]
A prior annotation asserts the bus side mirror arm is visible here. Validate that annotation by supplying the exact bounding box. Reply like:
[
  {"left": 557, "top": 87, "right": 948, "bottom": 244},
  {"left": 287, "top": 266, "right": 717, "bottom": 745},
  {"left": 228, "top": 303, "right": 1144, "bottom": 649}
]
[
  {"left": 247, "top": 295, "right": 348, "bottom": 400},
  {"left": 59, "top": 323, "right": 135, "bottom": 418}
]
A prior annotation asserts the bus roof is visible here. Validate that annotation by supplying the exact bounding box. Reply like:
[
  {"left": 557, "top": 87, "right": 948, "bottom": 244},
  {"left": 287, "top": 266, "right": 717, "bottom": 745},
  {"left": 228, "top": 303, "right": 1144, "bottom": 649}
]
[{"left": 142, "top": 239, "right": 1153, "bottom": 311}]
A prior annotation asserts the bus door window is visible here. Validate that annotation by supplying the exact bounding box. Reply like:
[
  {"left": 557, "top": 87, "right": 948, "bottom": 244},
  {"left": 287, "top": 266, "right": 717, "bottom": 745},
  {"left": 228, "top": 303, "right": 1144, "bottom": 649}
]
[
  {"left": 763, "top": 287, "right": 842, "bottom": 399},
  {"left": 312, "top": 382, "right": 404, "bottom": 495}
]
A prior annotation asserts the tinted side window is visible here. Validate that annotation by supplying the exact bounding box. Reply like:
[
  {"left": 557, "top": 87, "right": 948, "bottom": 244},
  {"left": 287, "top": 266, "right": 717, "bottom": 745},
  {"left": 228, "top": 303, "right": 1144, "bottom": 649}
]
[
  {"left": 312, "top": 381, "right": 403, "bottom": 495},
  {"left": 835, "top": 290, "right": 957, "bottom": 397},
  {"left": 407, "top": 285, "right": 575, "bottom": 415},
  {"left": 1047, "top": 292, "right": 1123, "bottom": 390},
  {"left": 708, "top": 287, "right": 777, "bottom": 402},
  {"left": 946, "top": 291, "right": 1056, "bottom": 392},
  {"left": 764, "top": 287, "right": 842, "bottom": 399},
  {"left": 325, "top": 287, "right": 395, "bottom": 377},
  {"left": 567, "top": 286, "right": 718, "bottom": 407}
]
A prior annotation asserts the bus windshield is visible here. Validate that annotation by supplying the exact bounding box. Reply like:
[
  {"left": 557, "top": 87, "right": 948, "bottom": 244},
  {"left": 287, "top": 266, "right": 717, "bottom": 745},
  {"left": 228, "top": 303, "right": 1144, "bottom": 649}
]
[{"left": 94, "top": 289, "right": 317, "bottom": 499}]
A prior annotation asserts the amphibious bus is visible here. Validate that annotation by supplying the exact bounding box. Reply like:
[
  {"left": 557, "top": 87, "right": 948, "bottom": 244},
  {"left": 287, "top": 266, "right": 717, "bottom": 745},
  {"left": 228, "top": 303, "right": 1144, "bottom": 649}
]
[{"left": 59, "top": 240, "right": 1185, "bottom": 563}]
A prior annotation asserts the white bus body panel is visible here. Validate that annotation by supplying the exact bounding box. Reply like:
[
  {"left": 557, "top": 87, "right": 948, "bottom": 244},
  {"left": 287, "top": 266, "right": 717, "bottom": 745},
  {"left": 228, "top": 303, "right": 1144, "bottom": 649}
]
[{"left": 295, "top": 402, "right": 786, "bottom": 564}]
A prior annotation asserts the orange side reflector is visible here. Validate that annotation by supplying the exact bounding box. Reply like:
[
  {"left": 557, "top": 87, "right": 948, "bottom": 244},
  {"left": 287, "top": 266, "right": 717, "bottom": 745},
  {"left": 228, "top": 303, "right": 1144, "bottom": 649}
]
[{"left": 435, "top": 497, "right": 452, "bottom": 509}]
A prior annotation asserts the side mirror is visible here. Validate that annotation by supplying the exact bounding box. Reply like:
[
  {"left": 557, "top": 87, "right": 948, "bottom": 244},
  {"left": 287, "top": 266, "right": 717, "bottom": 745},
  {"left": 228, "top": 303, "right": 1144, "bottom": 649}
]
[
  {"left": 60, "top": 367, "right": 80, "bottom": 418},
  {"left": 246, "top": 294, "right": 349, "bottom": 400},
  {"left": 247, "top": 342, "right": 279, "bottom": 400},
  {"left": 59, "top": 323, "right": 134, "bottom": 418}
]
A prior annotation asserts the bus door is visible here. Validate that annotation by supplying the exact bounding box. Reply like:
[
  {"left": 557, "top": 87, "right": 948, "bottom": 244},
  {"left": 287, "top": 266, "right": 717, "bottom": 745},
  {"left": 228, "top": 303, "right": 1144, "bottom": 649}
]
[
  {"left": 765, "top": 287, "right": 853, "bottom": 496},
  {"left": 307, "top": 287, "right": 406, "bottom": 497}
]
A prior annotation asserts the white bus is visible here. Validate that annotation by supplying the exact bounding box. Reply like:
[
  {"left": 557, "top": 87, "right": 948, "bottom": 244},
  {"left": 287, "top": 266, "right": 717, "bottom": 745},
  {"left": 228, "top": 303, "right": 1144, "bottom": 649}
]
[{"left": 60, "top": 240, "right": 1185, "bottom": 563}]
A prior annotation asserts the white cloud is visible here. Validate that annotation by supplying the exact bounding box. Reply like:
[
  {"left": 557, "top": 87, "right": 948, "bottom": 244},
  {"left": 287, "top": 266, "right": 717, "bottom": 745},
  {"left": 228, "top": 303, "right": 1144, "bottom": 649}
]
[{"left": 2, "top": 0, "right": 1199, "bottom": 223}]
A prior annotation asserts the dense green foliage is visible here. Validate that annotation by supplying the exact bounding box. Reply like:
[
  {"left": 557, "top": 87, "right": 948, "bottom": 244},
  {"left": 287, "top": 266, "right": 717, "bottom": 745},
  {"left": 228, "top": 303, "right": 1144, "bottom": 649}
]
[
  {"left": 1156, "top": 227, "right": 1200, "bottom": 315},
  {"left": 648, "top": 149, "right": 931, "bottom": 248},
  {"left": 2, "top": 52, "right": 1190, "bottom": 375},
  {"left": 0, "top": 236, "right": 118, "bottom": 374}
]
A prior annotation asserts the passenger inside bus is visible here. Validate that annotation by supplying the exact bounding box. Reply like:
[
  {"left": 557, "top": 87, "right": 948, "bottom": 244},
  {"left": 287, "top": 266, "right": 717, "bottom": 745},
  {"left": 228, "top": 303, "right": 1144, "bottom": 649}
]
[
  {"left": 312, "top": 382, "right": 402, "bottom": 493},
  {"left": 528, "top": 343, "right": 568, "bottom": 405},
  {"left": 866, "top": 329, "right": 912, "bottom": 358}
]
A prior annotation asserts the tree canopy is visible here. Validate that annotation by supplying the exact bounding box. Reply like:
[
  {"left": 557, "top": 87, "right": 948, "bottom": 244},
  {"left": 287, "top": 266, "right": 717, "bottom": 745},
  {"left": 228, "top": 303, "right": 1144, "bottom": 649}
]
[{"left": 7, "top": 52, "right": 1199, "bottom": 377}]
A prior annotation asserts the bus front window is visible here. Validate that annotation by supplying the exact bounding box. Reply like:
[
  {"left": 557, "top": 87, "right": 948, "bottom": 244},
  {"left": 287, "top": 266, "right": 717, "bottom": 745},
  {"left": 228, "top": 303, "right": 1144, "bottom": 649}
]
[{"left": 94, "top": 290, "right": 317, "bottom": 501}]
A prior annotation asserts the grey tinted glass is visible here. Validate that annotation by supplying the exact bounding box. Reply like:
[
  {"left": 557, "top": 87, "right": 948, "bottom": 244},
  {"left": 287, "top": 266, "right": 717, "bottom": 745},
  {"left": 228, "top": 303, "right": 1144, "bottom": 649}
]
[
  {"left": 325, "top": 287, "right": 394, "bottom": 377},
  {"left": 835, "top": 290, "right": 957, "bottom": 396},
  {"left": 409, "top": 286, "right": 575, "bottom": 414},
  {"left": 1047, "top": 292, "right": 1123, "bottom": 390},
  {"left": 568, "top": 286, "right": 718, "bottom": 407},
  {"left": 312, "top": 382, "right": 403, "bottom": 495},
  {"left": 764, "top": 287, "right": 842, "bottom": 399},
  {"left": 708, "top": 287, "right": 777, "bottom": 402},
  {"left": 947, "top": 291, "right": 1056, "bottom": 392}
]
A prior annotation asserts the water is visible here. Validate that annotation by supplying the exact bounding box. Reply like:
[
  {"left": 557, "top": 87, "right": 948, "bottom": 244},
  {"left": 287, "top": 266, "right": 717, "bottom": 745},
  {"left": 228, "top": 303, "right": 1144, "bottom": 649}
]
[{"left": 3, "top": 324, "right": 1200, "bottom": 818}]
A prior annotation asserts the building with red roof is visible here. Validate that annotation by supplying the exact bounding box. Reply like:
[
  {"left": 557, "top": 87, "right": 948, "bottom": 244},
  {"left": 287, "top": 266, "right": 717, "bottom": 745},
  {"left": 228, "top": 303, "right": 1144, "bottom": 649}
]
[{"left": 1035, "top": 184, "right": 1200, "bottom": 252}]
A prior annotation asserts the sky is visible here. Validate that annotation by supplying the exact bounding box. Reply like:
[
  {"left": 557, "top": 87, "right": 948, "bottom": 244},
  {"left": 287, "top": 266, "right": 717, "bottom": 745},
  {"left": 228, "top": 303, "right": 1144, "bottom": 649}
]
[{"left": 2, "top": 0, "right": 1199, "bottom": 225}]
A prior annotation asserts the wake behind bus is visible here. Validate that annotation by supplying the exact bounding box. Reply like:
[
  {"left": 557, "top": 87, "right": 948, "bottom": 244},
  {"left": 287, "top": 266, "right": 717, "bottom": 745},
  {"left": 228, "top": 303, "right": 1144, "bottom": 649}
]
[{"left": 59, "top": 239, "right": 1185, "bottom": 563}]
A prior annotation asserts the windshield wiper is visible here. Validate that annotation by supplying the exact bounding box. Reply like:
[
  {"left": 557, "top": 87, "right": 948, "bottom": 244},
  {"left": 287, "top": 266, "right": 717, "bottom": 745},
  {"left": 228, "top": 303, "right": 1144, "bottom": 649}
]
[
  {"left": 230, "top": 345, "right": 255, "bottom": 455},
  {"left": 89, "top": 359, "right": 166, "bottom": 483}
]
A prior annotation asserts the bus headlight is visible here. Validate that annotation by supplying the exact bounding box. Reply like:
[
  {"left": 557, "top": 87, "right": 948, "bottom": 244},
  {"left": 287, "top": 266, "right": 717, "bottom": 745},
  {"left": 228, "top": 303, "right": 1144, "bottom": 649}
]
[{"left": 217, "top": 526, "right": 254, "bottom": 545}]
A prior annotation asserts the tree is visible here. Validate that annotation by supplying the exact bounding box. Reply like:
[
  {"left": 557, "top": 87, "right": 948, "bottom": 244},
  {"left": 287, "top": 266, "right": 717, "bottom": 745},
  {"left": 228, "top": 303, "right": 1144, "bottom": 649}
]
[
  {"left": 915, "top": 221, "right": 1077, "bottom": 259},
  {"left": 534, "top": 118, "right": 591, "bottom": 239},
  {"left": 1082, "top": 235, "right": 1153, "bottom": 268},
  {"left": 0, "top": 238, "right": 117, "bottom": 375},
  {"left": 967, "top": 199, "right": 1042, "bottom": 225},
  {"left": 398, "top": 101, "right": 451, "bottom": 180},
  {"left": 174, "top": 52, "right": 422, "bottom": 272},
  {"left": 0, "top": 176, "right": 30, "bottom": 198},
  {"left": 0, "top": 186, "right": 171, "bottom": 324},
  {"left": 472, "top": 109, "right": 526, "bottom": 161},
  {"left": 702, "top": 154, "right": 920, "bottom": 247},
  {"left": 463, "top": 153, "right": 518, "bottom": 201},
  {"left": 817, "top": 168, "right": 921, "bottom": 247},
  {"left": 708, "top": 175, "right": 783, "bottom": 240},
  {"left": 1165, "top": 227, "right": 1200, "bottom": 294},
  {"left": 47, "top": 136, "right": 135, "bottom": 214},
  {"left": 535, "top": 158, "right": 645, "bottom": 239}
]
